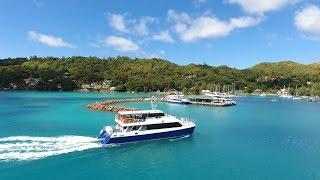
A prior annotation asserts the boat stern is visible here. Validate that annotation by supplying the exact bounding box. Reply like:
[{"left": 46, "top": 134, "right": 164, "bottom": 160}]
[{"left": 97, "top": 126, "right": 113, "bottom": 144}]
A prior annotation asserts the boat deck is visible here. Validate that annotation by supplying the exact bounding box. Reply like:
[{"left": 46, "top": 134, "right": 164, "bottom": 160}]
[{"left": 189, "top": 101, "right": 235, "bottom": 106}]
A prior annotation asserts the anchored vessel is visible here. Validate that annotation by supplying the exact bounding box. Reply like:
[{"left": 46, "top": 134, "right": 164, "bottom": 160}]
[
  {"left": 278, "top": 86, "right": 293, "bottom": 98},
  {"left": 189, "top": 93, "right": 236, "bottom": 106},
  {"left": 98, "top": 110, "right": 195, "bottom": 145},
  {"left": 166, "top": 95, "right": 190, "bottom": 104}
]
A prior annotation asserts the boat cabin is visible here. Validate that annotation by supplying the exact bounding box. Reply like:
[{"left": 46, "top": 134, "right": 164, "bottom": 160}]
[
  {"left": 117, "top": 110, "right": 165, "bottom": 123},
  {"left": 114, "top": 110, "right": 182, "bottom": 132}
]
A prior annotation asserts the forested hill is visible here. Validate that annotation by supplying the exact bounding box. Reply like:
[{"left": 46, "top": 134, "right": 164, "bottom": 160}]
[
  {"left": 0, "top": 56, "right": 319, "bottom": 95},
  {"left": 250, "top": 61, "right": 320, "bottom": 77}
]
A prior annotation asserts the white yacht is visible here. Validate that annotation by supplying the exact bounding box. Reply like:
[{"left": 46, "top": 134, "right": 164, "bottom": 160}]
[
  {"left": 292, "top": 96, "right": 302, "bottom": 100},
  {"left": 260, "top": 92, "right": 266, "bottom": 97},
  {"left": 166, "top": 95, "right": 190, "bottom": 104},
  {"left": 307, "top": 97, "right": 319, "bottom": 102},
  {"left": 98, "top": 110, "right": 196, "bottom": 145},
  {"left": 292, "top": 86, "right": 302, "bottom": 100},
  {"left": 278, "top": 86, "right": 293, "bottom": 98},
  {"left": 307, "top": 87, "right": 319, "bottom": 102}
]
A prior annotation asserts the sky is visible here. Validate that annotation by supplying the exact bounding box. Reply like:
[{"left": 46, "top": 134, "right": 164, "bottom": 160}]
[{"left": 0, "top": 0, "right": 320, "bottom": 68}]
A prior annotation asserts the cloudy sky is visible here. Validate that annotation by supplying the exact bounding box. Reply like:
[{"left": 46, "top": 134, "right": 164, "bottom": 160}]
[{"left": 0, "top": 0, "right": 320, "bottom": 68}]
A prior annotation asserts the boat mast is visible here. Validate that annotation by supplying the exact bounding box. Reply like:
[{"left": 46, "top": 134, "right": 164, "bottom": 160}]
[{"left": 151, "top": 96, "right": 157, "bottom": 110}]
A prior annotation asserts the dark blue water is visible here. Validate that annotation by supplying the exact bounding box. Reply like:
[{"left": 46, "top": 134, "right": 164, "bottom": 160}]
[{"left": 0, "top": 92, "right": 320, "bottom": 179}]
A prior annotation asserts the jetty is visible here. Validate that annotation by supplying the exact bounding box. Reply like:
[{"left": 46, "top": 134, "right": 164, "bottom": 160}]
[
  {"left": 87, "top": 95, "right": 236, "bottom": 113},
  {"left": 87, "top": 98, "right": 152, "bottom": 112}
]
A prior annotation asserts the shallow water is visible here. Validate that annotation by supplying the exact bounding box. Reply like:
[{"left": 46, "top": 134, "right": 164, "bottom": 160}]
[{"left": 0, "top": 92, "right": 320, "bottom": 179}]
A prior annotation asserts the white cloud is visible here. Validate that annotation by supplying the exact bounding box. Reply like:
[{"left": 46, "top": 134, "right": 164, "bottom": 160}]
[
  {"left": 104, "top": 36, "right": 139, "bottom": 52},
  {"left": 295, "top": 5, "right": 320, "bottom": 40},
  {"left": 108, "top": 13, "right": 128, "bottom": 33},
  {"left": 173, "top": 23, "right": 188, "bottom": 32},
  {"left": 229, "top": 16, "right": 260, "bottom": 28},
  {"left": 89, "top": 42, "right": 101, "bottom": 48},
  {"left": 28, "top": 31, "right": 75, "bottom": 48},
  {"left": 227, "top": 0, "right": 295, "bottom": 15},
  {"left": 192, "top": 0, "right": 207, "bottom": 8},
  {"left": 107, "top": 13, "right": 155, "bottom": 36},
  {"left": 148, "top": 50, "right": 165, "bottom": 59},
  {"left": 153, "top": 31, "right": 175, "bottom": 43},
  {"left": 134, "top": 17, "right": 156, "bottom": 35},
  {"left": 168, "top": 10, "right": 260, "bottom": 42},
  {"left": 168, "top": 9, "right": 191, "bottom": 23}
]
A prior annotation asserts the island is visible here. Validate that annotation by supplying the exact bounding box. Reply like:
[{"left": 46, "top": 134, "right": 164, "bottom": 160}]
[{"left": 0, "top": 56, "right": 319, "bottom": 97}]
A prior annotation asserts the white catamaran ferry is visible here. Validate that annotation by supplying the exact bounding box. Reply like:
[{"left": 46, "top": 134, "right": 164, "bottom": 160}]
[{"left": 97, "top": 110, "right": 196, "bottom": 145}]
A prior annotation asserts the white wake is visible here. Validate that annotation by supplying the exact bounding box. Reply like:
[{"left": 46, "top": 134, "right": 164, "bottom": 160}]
[{"left": 0, "top": 136, "right": 101, "bottom": 161}]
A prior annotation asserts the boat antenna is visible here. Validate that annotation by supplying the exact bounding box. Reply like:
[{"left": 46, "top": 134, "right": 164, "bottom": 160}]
[{"left": 151, "top": 96, "right": 158, "bottom": 110}]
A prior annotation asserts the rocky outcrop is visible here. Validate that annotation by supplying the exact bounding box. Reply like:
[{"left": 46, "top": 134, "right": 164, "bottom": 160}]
[{"left": 87, "top": 98, "right": 151, "bottom": 112}]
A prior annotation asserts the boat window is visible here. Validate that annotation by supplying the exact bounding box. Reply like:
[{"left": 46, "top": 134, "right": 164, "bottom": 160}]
[
  {"left": 135, "top": 114, "right": 143, "bottom": 119},
  {"left": 146, "top": 122, "right": 182, "bottom": 130},
  {"left": 127, "top": 126, "right": 133, "bottom": 131},
  {"left": 140, "top": 126, "right": 147, "bottom": 131},
  {"left": 131, "top": 126, "right": 140, "bottom": 131},
  {"left": 147, "top": 113, "right": 165, "bottom": 118}
]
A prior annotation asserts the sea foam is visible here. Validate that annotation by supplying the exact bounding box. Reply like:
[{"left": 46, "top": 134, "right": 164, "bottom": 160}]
[{"left": 0, "top": 136, "right": 101, "bottom": 161}]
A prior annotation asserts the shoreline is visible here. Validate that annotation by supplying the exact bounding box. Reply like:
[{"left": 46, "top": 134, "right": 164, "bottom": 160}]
[{"left": 1, "top": 90, "right": 318, "bottom": 99}]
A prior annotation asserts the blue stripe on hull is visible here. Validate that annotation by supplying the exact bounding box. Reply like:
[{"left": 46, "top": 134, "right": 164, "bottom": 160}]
[
  {"left": 105, "top": 127, "right": 195, "bottom": 144},
  {"left": 167, "top": 101, "right": 190, "bottom": 104}
]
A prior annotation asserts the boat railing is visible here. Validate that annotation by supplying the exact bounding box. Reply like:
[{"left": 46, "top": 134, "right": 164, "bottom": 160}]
[
  {"left": 116, "top": 114, "right": 144, "bottom": 124},
  {"left": 180, "top": 117, "right": 195, "bottom": 125}
]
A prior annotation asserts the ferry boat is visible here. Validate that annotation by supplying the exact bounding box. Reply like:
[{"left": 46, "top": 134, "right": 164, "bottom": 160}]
[
  {"left": 166, "top": 95, "right": 190, "bottom": 104},
  {"left": 97, "top": 110, "right": 196, "bottom": 145}
]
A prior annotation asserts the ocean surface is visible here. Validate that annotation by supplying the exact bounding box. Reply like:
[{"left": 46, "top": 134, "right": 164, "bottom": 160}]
[{"left": 0, "top": 91, "right": 320, "bottom": 180}]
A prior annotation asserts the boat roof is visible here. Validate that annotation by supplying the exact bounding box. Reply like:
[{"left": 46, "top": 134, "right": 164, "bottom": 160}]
[
  {"left": 185, "top": 95, "right": 229, "bottom": 100},
  {"left": 118, "top": 109, "right": 164, "bottom": 115},
  {"left": 116, "top": 114, "right": 180, "bottom": 126}
]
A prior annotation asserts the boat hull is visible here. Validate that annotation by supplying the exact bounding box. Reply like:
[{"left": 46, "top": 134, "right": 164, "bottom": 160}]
[
  {"left": 167, "top": 100, "right": 190, "bottom": 104},
  {"left": 102, "top": 126, "right": 195, "bottom": 145},
  {"left": 167, "top": 101, "right": 190, "bottom": 104}
]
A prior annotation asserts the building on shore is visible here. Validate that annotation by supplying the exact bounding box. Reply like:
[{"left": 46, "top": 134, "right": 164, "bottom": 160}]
[
  {"left": 80, "top": 80, "right": 113, "bottom": 92},
  {"left": 24, "top": 78, "right": 41, "bottom": 89}
]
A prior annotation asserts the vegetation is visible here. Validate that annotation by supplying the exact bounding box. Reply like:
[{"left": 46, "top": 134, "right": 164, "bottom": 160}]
[{"left": 0, "top": 56, "right": 320, "bottom": 96}]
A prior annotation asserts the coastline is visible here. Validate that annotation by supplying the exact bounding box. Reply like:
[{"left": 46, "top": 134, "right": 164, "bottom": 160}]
[{"left": 1, "top": 90, "right": 318, "bottom": 99}]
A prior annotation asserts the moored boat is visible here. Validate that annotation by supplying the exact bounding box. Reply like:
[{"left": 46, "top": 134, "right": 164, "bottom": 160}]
[
  {"left": 98, "top": 110, "right": 195, "bottom": 145},
  {"left": 307, "top": 87, "right": 319, "bottom": 102},
  {"left": 292, "top": 97, "right": 302, "bottom": 100},
  {"left": 292, "top": 85, "right": 302, "bottom": 100},
  {"left": 260, "top": 92, "right": 266, "bottom": 97},
  {"left": 166, "top": 95, "right": 190, "bottom": 104},
  {"left": 278, "top": 85, "right": 293, "bottom": 98},
  {"left": 307, "top": 97, "right": 319, "bottom": 102}
]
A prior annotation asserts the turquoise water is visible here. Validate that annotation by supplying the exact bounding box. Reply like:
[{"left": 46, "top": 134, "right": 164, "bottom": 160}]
[{"left": 0, "top": 92, "right": 320, "bottom": 179}]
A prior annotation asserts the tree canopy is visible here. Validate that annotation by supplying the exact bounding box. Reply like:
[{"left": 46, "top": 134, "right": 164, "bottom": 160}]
[{"left": 0, "top": 56, "right": 320, "bottom": 96}]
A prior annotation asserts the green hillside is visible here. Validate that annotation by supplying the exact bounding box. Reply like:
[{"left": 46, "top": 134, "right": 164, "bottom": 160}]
[{"left": 0, "top": 56, "right": 319, "bottom": 96}]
